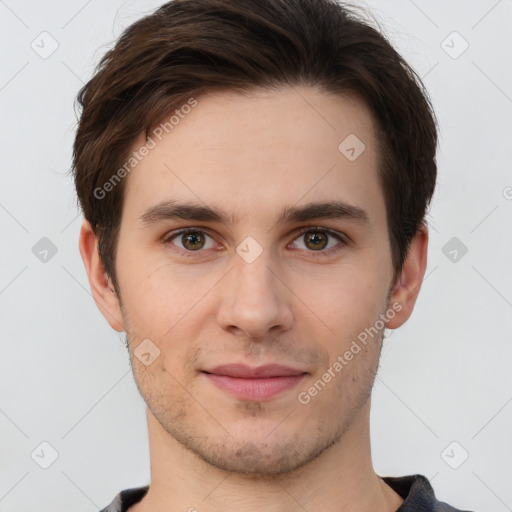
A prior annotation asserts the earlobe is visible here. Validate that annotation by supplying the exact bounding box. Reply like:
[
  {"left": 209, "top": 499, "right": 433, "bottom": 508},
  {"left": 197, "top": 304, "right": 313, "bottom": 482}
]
[
  {"left": 385, "top": 223, "right": 429, "bottom": 330},
  {"left": 78, "top": 219, "right": 125, "bottom": 332}
]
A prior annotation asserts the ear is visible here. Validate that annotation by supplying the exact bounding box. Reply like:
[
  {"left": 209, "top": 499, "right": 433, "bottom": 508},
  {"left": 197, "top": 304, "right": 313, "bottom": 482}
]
[
  {"left": 78, "top": 219, "right": 125, "bottom": 332},
  {"left": 386, "top": 223, "right": 429, "bottom": 329}
]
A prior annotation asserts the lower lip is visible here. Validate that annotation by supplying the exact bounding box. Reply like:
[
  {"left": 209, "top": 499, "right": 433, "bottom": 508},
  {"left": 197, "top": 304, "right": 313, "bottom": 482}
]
[{"left": 203, "top": 372, "right": 306, "bottom": 401}]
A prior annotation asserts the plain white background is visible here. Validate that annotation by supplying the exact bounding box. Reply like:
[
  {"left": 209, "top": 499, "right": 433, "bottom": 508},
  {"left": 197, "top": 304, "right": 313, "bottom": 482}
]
[{"left": 1, "top": 0, "right": 511, "bottom": 510}]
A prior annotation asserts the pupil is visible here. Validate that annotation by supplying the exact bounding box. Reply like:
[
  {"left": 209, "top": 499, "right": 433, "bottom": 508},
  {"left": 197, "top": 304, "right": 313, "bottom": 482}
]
[
  {"left": 306, "top": 231, "right": 327, "bottom": 250},
  {"left": 183, "top": 232, "right": 204, "bottom": 250}
]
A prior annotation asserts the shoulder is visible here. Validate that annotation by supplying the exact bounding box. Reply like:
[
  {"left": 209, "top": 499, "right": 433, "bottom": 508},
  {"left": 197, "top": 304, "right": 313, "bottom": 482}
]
[
  {"left": 98, "top": 486, "right": 149, "bottom": 512},
  {"left": 382, "top": 474, "right": 477, "bottom": 512}
]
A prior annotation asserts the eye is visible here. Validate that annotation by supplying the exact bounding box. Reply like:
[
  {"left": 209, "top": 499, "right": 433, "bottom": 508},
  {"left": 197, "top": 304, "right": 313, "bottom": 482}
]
[
  {"left": 165, "top": 229, "right": 217, "bottom": 252},
  {"left": 290, "top": 228, "right": 346, "bottom": 254}
]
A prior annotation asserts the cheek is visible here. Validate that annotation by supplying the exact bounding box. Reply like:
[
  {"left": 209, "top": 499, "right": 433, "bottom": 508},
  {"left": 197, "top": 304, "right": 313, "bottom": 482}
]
[
  {"left": 291, "top": 260, "right": 386, "bottom": 336},
  {"left": 121, "top": 268, "right": 215, "bottom": 374},
  {"left": 118, "top": 257, "right": 210, "bottom": 337},
  {"left": 129, "top": 330, "right": 200, "bottom": 399}
]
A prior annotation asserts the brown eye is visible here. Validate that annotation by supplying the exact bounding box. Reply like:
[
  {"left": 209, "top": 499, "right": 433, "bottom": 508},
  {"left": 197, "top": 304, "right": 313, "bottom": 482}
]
[
  {"left": 304, "top": 231, "right": 328, "bottom": 250},
  {"left": 291, "top": 228, "right": 346, "bottom": 255},
  {"left": 165, "top": 229, "right": 216, "bottom": 252},
  {"left": 181, "top": 231, "right": 206, "bottom": 250}
]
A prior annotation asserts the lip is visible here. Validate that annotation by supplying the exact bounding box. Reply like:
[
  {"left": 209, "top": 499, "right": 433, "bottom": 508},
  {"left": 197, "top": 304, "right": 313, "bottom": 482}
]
[
  {"left": 201, "top": 364, "right": 307, "bottom": 401},
  {"left": 204, "top": 363, "right": 306, "bottom": 378}
]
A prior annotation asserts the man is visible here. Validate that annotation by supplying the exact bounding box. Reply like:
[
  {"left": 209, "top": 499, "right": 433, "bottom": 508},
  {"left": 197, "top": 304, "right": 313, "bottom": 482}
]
[{"left": 73, "top": 0, "right": 475, "bottom": 510}]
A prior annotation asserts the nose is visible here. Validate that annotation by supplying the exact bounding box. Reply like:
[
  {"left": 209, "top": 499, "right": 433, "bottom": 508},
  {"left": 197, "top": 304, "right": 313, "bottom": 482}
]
[{"left": 216, "top": 251, "right": 294, "bottom": 340}]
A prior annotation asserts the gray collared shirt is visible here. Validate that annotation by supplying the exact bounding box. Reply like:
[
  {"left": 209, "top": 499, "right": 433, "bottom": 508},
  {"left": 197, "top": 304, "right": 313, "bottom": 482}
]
[{"left": 98, "top": 474, "right": 475, "bottom": 511}]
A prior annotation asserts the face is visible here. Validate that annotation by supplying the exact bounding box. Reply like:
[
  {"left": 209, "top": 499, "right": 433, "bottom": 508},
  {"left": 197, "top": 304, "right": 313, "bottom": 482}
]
[{"left": 89, "top": 86, "right": 411, "bottom": 476}]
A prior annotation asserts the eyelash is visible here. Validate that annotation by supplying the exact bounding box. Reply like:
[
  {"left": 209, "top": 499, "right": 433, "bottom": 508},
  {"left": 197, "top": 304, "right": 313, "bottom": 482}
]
[{"left": 163, "top": 227, "right": 348, "bottom": 258}]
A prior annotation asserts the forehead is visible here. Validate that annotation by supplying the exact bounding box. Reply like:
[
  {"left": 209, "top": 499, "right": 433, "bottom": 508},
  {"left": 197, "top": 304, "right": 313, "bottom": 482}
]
[{"left": 121, "top": 86, "right": 386, "bottom": 230}]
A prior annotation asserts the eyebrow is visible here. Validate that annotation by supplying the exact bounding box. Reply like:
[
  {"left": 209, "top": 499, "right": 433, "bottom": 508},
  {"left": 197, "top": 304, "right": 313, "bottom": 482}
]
[{"left": 138, "top": 199, "right": 371, "bottom": 228}]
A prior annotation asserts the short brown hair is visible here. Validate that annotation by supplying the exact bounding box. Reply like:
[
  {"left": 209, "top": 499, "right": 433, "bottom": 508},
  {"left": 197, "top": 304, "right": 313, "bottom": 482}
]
[{"left": 71, "top": 0, "right": 437, "bottom": 295}]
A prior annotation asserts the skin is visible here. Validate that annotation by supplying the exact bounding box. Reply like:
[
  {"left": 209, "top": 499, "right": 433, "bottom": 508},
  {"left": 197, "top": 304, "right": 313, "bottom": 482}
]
[{"left": 80, "top": 85, "right": 428, "bottom": 512}]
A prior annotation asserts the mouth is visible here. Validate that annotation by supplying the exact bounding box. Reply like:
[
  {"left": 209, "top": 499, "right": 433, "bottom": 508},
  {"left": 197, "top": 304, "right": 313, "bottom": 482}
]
[{"left": 200, "top": 364, "right": 308, "bottom": 401}]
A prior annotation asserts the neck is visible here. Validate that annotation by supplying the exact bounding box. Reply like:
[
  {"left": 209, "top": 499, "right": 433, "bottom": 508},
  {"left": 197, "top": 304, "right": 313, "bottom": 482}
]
[{"left": 129, "top": 401, "right": 403, "bottom": 512}]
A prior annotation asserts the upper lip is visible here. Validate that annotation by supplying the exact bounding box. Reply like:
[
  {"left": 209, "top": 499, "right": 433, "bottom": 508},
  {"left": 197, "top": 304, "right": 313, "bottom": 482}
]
[{"left": 202, "top": 364, "right": 307, "bottom": 378}]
